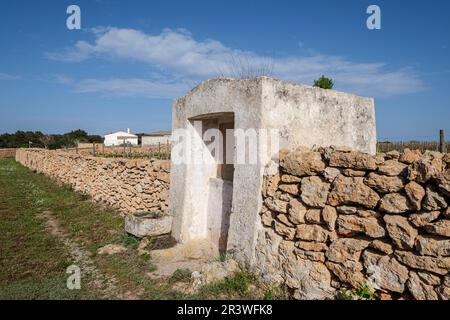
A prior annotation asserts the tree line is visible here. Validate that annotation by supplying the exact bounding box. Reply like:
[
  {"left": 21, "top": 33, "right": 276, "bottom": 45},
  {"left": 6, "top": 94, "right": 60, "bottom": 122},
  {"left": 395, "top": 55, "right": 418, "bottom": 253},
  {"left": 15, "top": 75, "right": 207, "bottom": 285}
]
[{"left": 0, "top": 130, "right": 103, "bottom": 149}]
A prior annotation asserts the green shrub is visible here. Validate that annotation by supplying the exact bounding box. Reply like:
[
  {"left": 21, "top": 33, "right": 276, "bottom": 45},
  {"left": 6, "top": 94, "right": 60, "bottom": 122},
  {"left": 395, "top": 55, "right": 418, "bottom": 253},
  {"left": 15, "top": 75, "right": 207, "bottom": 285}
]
[{"left": 313, "top": 75, "right": 334, "bottom": 89}]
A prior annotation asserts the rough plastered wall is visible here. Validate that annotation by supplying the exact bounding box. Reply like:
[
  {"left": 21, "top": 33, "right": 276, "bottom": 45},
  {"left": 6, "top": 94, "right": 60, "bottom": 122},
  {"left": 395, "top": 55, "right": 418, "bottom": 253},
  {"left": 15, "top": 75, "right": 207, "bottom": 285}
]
[
  {"left": 254, "top": 146, "right": 450, "bottom": 300},
  {"left": 15, "top": 149, "right": 170, "bottom": 214}
]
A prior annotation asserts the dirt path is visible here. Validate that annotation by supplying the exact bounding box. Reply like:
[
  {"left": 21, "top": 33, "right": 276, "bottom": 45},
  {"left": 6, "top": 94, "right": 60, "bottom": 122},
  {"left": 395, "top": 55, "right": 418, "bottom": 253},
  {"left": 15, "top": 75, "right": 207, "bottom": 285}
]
[{"left": 37, "top": 210, "right": 122, "bottom": 299}]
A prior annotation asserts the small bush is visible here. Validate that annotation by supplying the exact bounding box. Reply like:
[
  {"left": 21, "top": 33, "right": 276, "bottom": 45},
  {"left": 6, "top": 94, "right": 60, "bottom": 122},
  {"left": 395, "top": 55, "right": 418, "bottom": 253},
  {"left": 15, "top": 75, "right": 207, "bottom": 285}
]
[
  {"left": 170, "top": 268, "right": 192, "bottom": 283},
  {"left": 313, "top": 75, "right": 334, "bottom": 89},
  {"left": 338, "top": 284, "right": 379, "bottom": 300}
]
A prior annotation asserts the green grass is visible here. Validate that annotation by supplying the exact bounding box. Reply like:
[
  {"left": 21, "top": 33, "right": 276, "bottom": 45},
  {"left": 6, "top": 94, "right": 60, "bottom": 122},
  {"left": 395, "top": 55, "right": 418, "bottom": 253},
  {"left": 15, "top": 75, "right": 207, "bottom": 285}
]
[{"left": 0, "top": 158, "right": 272, "bottom": 300}]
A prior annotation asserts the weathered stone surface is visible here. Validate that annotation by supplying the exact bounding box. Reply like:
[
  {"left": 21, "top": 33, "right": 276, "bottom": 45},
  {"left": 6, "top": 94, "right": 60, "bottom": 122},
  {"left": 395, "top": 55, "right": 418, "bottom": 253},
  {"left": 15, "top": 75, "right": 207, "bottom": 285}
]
[
  {"left": 415, "top": 235, "right": 450, "bottom": 257},
  {"left": 300, "top": 176, "right": 330, "bottom": 208},
  {"left": 263, "top": 175, "right": 280, "bottom": 197},
  {"left": 336, "top": 205, "right": 358, "bottom": 214},
  {"left": 281, "top": 174, "right": 302, "bottom": 183},
  {"left": 437, "top": 275, "right": 450, "bottom": 300},
  {"left": 385, "top": 150, "right": 400, "bottom": 160},
  {"left": 296, "top": 241, "right": 328, "bottom": 252},
  {"left": 322, "top": 206, "right": 337, "bottom": 231},
  {"left": 326, "top": 238, "right": 370, "bottom": 263},
  {"left": 296, "top": 224, "right": 330, "bottom": 242},
  {"left": 325, "top": 261, "right": 366, "bottom": 288},
  {"left": 260, "top": 209, "right": 274, "bottom": 227},
  {"left": 329, "top": 151, "right": 377, "bottom": 170},
  {"left": 384, "top": 215, "right": 418, "bottom": 250},
  {"left": 436, "top": 170, "right": 450, "bottom": 197},
  {"left": 416, "top": 271, "right": 441, "bottom": 286},
  {"left": 407, "top": 153, "right": 445, "bottom": 183},
  {"left": 295, "top": 249, "right": 326, "bottom": 262},
  {"left": 423, "top": 220, "right": 450, "bottom": 237},
  {"left": 288, "top": 198, "right": 307, "bottom": 224},
  {"left": 280, "top": 149, "right": 325, "bottom": 177},
  {"left": 284, "top": 256, "right": 335, "bottom": 300},
  {"left": 336, "top": 215, "right": 386, "bottom": 238},
  {"left": 274, "top": 221, "right": 296, "bottom": 240},
  {"left": 395, "top": 251, "right": 450, "bottom": 275},
  {"left": 408, "top": 211, "right": 440, "bottom": 227},
  {"left": 404, "top": 181, "right": 425, "bottom": 210},
  {"left": 97, "top": 244, "right": 127, "bottom": 255},
  {"left": 343, "top": 169, "right": 366, "bottom": 177},
  {"left": 422, "top": 186, "right": 447, "bottom": 211},
  {"left": 305, "top": 209, "right": 322, "bottom": 224},
  {"left": 276, "top": 214, "right": 294, "bottom": 227},
  {"left": 378, "top": 160, "right": 408, "bottom": 176},
  {"left": 327, "top": 176, "right": 380, "bottom": 209},
  {"left": 379, "top": 193, "right": 413, "bottom": 214},
  {"left": 407, "top": 271, "right": 439, "bottom": 300},
  {"left": 399, "top": 149, "right": 422, "bottom": 164},
  {"left": 444, "top": 207, "right": 450, "bottom": 219},
  {"left": 278, "top": 184, "right": 299, "bottom": 195},
  {"left": 364, "top": 172, "right": 404, "bottom": 193},
  {"left": 369, "top": 240, "right": 393, "bottom": 255},
  {"left": 363, "top": 251, "right": 409, "bottom": 293},
  {"left": 264, "top": 197, "right": 289, "bottom": 213},
  {"left": 125, "top": 212, "right": 172, "bottom": 238},
  {"left": 323, "top": 167, "right": 341, "bottom": 183}
]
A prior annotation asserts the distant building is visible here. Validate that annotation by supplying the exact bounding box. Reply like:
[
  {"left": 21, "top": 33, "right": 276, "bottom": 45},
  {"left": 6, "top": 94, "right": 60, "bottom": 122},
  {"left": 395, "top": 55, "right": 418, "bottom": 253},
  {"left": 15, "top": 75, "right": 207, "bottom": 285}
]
[
  {"left": 141, "top": 131, "right": 171, "bottom": 146},
  {"left": 104, "top": 129, "right": 138, "bottom": 146}
]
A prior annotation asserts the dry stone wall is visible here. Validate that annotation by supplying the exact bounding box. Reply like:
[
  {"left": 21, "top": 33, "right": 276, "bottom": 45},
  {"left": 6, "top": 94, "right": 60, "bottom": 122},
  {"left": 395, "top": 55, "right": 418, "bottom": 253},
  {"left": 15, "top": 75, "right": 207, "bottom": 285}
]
[
  {"left": 0, "top": 148, "right": 16, "bottom": 158},
  {"left": 255, "top": 146, "right": 450, "bottom": 300},
  {"left": 15, "top": 149, "right": 170, "bottom": 215}
]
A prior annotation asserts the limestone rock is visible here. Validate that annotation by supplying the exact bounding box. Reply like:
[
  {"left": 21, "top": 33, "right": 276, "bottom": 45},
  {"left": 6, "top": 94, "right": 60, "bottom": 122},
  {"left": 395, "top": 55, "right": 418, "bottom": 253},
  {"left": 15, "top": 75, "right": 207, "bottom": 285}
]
[
  {"left": 422, "top": 186, "right": 447, "bottom": 211},
  {"left": 264, "top": 197, "right": 289, "bottom": 214},
  {"left": 444, "top": 207, "right": 450, "bottom": 219},
  {"left": 305, "top": 209, "right": 322, "bottom": 224},
  {"left": 296, "top": 241, "right": 328, "bottom": 252},
  {"left": 395, "top": 251, "right": 450, "bottom": 275},
  {"left": 404, "top": 181, "right": 425, "bottom": 210},
  {"left": 407, "top": 271, "right": 439, "bottom": 300},
  {"left": 383, "top": 215, "right": 418, "bottom": 250},
  {"left": 399, "top": 149, "right": 422, "bottom": 164},
  {"left": 300, "top": 176, "right": 330, "bottom": 208},
  {"left": 408, "top": 211, "right": 440, "bottom": 227},
  {"left": 326, "top": 238, "right": 370, "bottom": 263},
  {"left": 281, "top": 174, "right": 302, "bottom": 183},
  {"left": 296, "top": 224, "right": 330, "bottom": 242},
  {"left": 415, "top": 235, "right": 450, "bottom": 257},
  {"left": 263, "top": 175, "right": 280, "bottom": 197},
  {"left": 369, "top": 240, "right": 393, "bottom": 255},
  {"left": 423, "top": 220, "right": 450, "bottom": 237},
  {"left": 327, "top": 176, "right": 380, "bottom": 209},
  {"left": 336, "top": 205, "right": 358, "bottom": 214},
  {"left": 378, "top": 160, "right": 408, "bottom": 176},
  {"left": 322, "top": 206, "right": 337, "bottom": 231},
  {"left": 364, "top": 172, "right": 404, "bottom": 193},
  {"left": 407, "top": 153, "right": 445, "bottom": 183},
  {"left": 343, "top": 169, "right": 366, "bottom": 177},
  {"left": 379, "top": 193, "right": 413, "bottom": 214},
  {"left": 362, "top": 251, "right": 409, "bottom": 293},
  {"left": 288, "top": 198, "right": 307, "bottom": 224},
  {"left": 436, "top": 170, "right": 450, "bottom": 197},
  {"left": 323, "top": 167, "right": 341, "bottom": 183},
  {"left": 274, "top": 221, "right": 296, "bottom": 240},
  {"left": 97, "top": 244, "right": 127, "bottom": 255},
  {"left": 276, "top": 214, "right": 294, "bottom": 227},
  {"left": 295, "top": 249, "right": 326, "bottom": 262},
  {"left": 280, "top": 149, "right": 325, "bottom": 177},
  {"left": 329, "top": 151, "right": 377, "bottom": 170},
  {"left": 278, "top": 183, "right": 299, "bottom": 195},
  {"left": 337, "top": 215, "right": 385, "bottom": 238},
  {"left": 437, "top": 275, "right": 450, "bottom": 300},
  {"left": 125, "top": 212, "right": 172, "bottom": 238},
  {"left": 284, "top": 256, "right": 335, "bottom": 300},
  {"left": 325, "top": 260, "right": 366, "bottom": 289},
  {"left": 385, "top": 150, "right": 400, "bottom": 160}
]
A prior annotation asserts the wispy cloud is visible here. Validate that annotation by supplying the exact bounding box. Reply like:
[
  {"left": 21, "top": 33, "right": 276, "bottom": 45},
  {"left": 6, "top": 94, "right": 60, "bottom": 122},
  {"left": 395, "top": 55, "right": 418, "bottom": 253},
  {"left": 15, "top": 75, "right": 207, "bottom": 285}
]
[
  {"left": 0, "top": 72, "right": 21, "bottom": 81},
  {"left": 47, "top": 27, "right": 425, "bottom": 97}
]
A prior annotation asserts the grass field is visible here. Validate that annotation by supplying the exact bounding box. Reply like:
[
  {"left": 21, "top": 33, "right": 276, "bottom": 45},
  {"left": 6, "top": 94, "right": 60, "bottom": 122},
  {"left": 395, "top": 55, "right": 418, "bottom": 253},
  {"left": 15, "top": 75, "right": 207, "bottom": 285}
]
[{"left": 0, "top": 158, "right": 275, "bottom": 300}]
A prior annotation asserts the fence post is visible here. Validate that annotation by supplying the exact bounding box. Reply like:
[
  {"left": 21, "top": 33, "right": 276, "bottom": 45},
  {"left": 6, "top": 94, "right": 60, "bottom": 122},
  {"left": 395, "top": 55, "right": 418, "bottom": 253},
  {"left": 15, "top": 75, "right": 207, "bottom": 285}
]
[
  {"left": 440, "top": 129, "right": 446, "bottom": 153},
  {"left": 92, "top": 142, "right": 96, "bottom": 157}
]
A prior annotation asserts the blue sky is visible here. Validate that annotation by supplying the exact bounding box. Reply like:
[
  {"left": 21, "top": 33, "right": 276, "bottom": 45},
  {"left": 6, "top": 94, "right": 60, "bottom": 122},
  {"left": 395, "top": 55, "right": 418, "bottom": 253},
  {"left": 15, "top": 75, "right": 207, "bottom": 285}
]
[{"left": 0, "top": 0, "right": 449, "bottom": 140}]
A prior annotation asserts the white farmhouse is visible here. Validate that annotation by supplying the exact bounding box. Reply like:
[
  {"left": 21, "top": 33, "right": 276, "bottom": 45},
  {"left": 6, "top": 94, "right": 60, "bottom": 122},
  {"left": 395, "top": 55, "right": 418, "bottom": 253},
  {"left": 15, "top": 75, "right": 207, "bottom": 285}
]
[
  {"left": 141, "top": 131, "right": 171, "bottom": 146},
  {"left": 104, "top": 129, "right": 138, "bottom": 146}
]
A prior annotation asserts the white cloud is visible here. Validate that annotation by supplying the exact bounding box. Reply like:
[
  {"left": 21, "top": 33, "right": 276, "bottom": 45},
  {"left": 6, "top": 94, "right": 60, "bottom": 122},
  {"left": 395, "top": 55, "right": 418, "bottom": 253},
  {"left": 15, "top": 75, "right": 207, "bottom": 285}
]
[
  {"left": 0, "top": 72, "right": 21, "bottom": 80},
  {"left": 47, "top": 27, "right": 425, "bottom": 97},
  {"left": 75, "top": 78, "right": 191, "bottom": 98}
]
